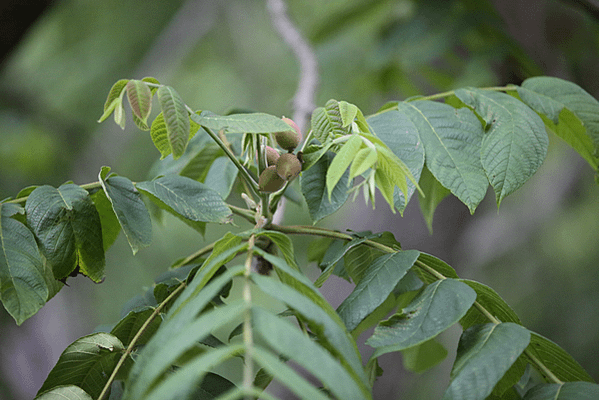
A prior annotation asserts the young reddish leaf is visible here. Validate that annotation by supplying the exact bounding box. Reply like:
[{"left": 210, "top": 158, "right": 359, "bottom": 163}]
[
  {"left": 157, "top": 86, "right": 191, "bottom": 159},
  {"left": 126, "top": 80, "right": 153, "bottom": 125}
]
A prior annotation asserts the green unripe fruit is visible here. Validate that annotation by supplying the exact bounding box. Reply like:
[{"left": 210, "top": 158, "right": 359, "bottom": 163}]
[
  {"left": 259, "top": 166, "right": 286, "bottom": 192},
  {"left": 276, "top": 153, "right": 302, "bottom": 181},
  {"left": 274, "top": 117, "right": 302, "bottom": 151},
  {"left": 265, "top": 146, "right": 280, "bottom": 166}
]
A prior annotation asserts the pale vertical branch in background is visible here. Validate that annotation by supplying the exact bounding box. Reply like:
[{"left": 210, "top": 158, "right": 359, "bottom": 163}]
[
  {"left": 266, "top": 0, "right": 319, "bottom": 135},
  {"left": 267, "top": 0, "right": 319, "bottom": 223}
]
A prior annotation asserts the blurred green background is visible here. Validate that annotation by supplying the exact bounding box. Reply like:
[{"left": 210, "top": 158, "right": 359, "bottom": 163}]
[{"left": 1, "top": 0, "right": 598, "bottom": 399}]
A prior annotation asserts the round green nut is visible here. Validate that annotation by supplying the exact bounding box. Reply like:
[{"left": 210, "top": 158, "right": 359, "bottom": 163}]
[
  {"left": 276, "top": 153, "right": 302, "bottom": 181},
  {"left": 274, "top": 117, "right": 302, "bottom": 152},
  {"left": 259, "top": 165, "right": 286, "bottom": 192},
  {"left": 265, "top": 146, "right": 280, "bottom": 167}
]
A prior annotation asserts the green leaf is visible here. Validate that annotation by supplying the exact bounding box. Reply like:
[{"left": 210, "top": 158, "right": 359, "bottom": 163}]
[
  {"left": 157, "top": 86, "right": 191, "bottom": 159},
  {"left": 90, "top": 189, "right": 121, "bottom": 252},
  {"left": 110, "top": 306, "right": 162, "bottom": 347},
  {"left": 251, "top": 346, "right": 331, "bottom": 400},
  {"left": 442, "top": 323, "right": 531, "bottom": 400},
  {"left": 367, "top": 109, "right": 425, "bottom": 213},
  {"left": 418, "top": 164, "right": 451, "bottom": 233},
  {"left": 190, "top": 111, "right": 291, "bottom": 134},
  {"left": 399, "top": 100, "right": 488, "bottom": 213},
  {"left": 367, "top": 279, "right": 476, "bottom": 350},
  {"left": 524, "top": 382, "right": 599, "bottom": 400},
  {"left": 192, "top": 372, "right": 237, "bottom": 400},
  {"left": 459, "top": 279, "right": 522, "bottom": 330},
  {"left": 98, "top": 79, "right": 128, "bottom": 123},
  {"left": 25, "top": 184, "right": 105, "bottom": 282},
  {"left": 35, "top": 385, "right": 93, "bottom": 400},
  {"left": 314, "top": 235, "right": 371, "bottom": 287},
  {"left": 141, "top": 76, "right": 160, "bottom": 93},
  {"left": 178, "top": 142, "right": 224, "bottom": 181},
  {"left": 256, "top": 230, "right": 298, "bottom": 269},
  {"left": 37, "top": 333, "right": 125, "bottom": 399},
  {"left": 311, "top": 99, "right": 348, "bottom": 143},
  {"left": 0, "top": 204, "right": 49, "bottom": 325},
  {"left": 518, "top": 76, "right": 599, "bottom": 169},
  {"left": 402, "top": 338, "right": 448, "bottom": 373},
  {"left": 251, "top": 272, "right": 368, "bottom": 389},
  {"left": 338, "top": 100, "right": 360, "bottom": 128},
  {"left": 150, "top": 112, "right": 172, "bottom": 159},
  {"left": 415, "top": 252, "right": 459, "bottom": 283},
  {"left": 203, "top": 157, "right": 239, "bottom": 200},
  {"left": 526, "top": 332, "right": 594, "bottom": 382},
  {"left": 327, "top": 134, "right": 363, "bottom": 197},
  {"left": 126, "top": 79, "right": 153, "bottom": 129},
  {"left": 337, "top": 250, "right": 420, "bottom": 332},
  {"left": 135, "top": 175, "right": 232, "bottom": 230},
  {"left": 251, "top": 307, "right": 372, "bottom": 400},
  {"left": 349, "top": 147, "right": 378, "bottom": 180},
  {"left": 99, "top": 167, "right": 152, "bottom": 254},
  {"left": 114, "top": 91, "right": 126, "bottom": 130},
  {"left": 123, "top": 266, "right": 245, "bottom": 400},
  {"left": 455, "top": 88, "right": 548, "bottom": 205},
  {"left": 342, "top": 232, "right": 401, "bottom": 283},
  {"left": 300, "top": 151, "right": 349, "bottom": 223}
]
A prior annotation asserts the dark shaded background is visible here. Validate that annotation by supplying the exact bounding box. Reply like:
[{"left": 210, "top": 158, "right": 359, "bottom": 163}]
[{"left": 1, "top": 0, "right": 598, "bottom": 399}]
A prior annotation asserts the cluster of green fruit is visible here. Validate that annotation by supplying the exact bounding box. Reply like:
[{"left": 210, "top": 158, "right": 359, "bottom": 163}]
[{"left": 258, "top": 117, "right": 303, "bottom": 192}]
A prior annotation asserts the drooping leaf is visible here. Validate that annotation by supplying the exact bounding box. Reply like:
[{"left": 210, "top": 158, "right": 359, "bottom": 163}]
[
  {"left": 326, "top": 134, "right": 363, "bottom": 197},
  {"left": 35, "top": 385, "right": 93, "bottom": 400},
  {"left": 311, "top": 99, "right": 348, "bottom": 143},
  {"left": 126, "top": 80, "right": 153, "bottom": 129},
  {"left": 455, "top": 88, "right": 548, "bottom": 205},
  {"left": 0, "top": 203, "right": 49, "bottom": 325},
  {"left": 519, "top": 76, "right": 599, "bottom": 168},
  {"left": 367, "top": 279, "right": 476, "bottom": 350},
  {"left": 99, "top": 167, "right": 152, "bottom": 255},
  {"left": 398, "top": 100, "right": 488, "bottom": 212},
  {"left": 157, "top": 86, "right": 191, "bottom": 159},
  {"left": 135, "top": 175, "right": 232, "bottom": 231},
  {"left": 25, "top": 184, "right": 105, "bottom": 282},
  {"left": 37, "top": 333, "right": 125, "bottom": 399},
  {"left": 251, "top": 346, "right": 331, "bottom": 400},
  {"left": 367, "top": 109, "right": 425, "bottom": 213},
  {"left": 98, "top": 79, "right": 128, "bottom": 123},
  {"left": 90, "top": 189, "right": 121, "bottom": 252},
  {"left": 526, "top": 332, "right": 594, "bottom": 383},
  {"left": 190, "top": 111, "right": 291, "bottom": 134},
  {"left": 300, "top": 151, "right": 349, "bottom": 223},
  {"left": 337, "top": 250, "right": 420, "bottom": 332},
  {"left": 251, "top": 307, "right": 371, "bottom": 400},
  {"left": 251, "top": 272, "right": 368, "bottom": 389},
  {"left": 418, "top": 165, "right": 451, "bottom": 233},
  {"left": 110, "top": 306, "right": 162, "bottom": 347},
  {"left": 523, "top": 382, "right": 599, "bottom": 400},
  {"left": 123, "top": 265, "right": 245, "bottom": 400},
  {"left": 442, "top": 323, "right": 531, "bottom": 400},
  {"left": 150, "top": 112, "right": 172, "bottom": 159}
]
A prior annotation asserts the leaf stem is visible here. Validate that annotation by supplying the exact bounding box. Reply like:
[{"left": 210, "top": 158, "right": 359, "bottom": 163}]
[
  {"left": 97, "top": 281, "right": 187, "bottom": 400},
  {"left": 242, "top": 234, "right": 256, "bottom": 392},
  {"left": 269, "top": 223, "right": 563, "bottom": 384}
]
